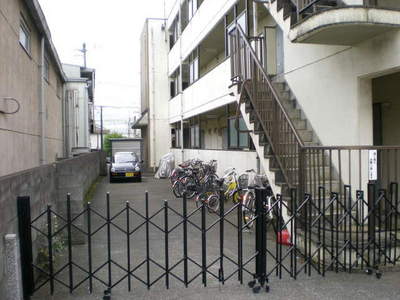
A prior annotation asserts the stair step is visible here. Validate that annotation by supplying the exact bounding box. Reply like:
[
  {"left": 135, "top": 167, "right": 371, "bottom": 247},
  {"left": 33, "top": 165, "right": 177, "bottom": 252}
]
[
  {"left": 292, "top": 118, "right": 307, "bottom": 130},
  {"left": 287, "top": 109, "right": 301, "bottom": 119},
  {"left": 298, "top": 129, "right": 313, "bottom": 142},
  {"left": 276, "top": 180, "right": 341, "bottom": 194},
  {"left": 270, "top": 166, "right": 336, "bottom": 180},
  {"left": 272, "top": 82, "right": 289, "bottom": 93}
]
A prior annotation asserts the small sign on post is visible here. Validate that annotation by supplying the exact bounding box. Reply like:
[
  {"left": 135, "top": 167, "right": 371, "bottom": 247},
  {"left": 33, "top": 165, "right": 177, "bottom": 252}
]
[{"left": 368, "top": 150, "right": 378, "bottom": 181}]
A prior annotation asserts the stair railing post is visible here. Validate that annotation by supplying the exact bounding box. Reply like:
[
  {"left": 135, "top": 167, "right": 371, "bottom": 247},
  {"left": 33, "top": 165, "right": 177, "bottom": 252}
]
[{"left": 299, "top": 147, "right": 305, "bottom": 210}]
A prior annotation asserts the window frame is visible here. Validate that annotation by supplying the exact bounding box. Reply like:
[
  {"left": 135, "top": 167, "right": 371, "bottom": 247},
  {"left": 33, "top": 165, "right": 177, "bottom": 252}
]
[
  {"left": 190, "top": 122, "right": 201, "bottom": 149},
  {"left": 188, "top": 48, "right": 199, "bottom": 85},
  {"left": 44, "top": 55, "right": 50, "bottom": 82},
  {"left": 227, "top": 116, "right": 250, "bottom": 149},
  {"left": 169, "top": 68, "right": 181, "bottom": 99},
  {"left": 19, "top": 16, "right": 31, "bottom": 54}
]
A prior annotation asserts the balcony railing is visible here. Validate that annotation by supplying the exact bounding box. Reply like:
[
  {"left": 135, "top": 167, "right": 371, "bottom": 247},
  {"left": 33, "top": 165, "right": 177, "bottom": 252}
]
[{"left": 290, "top": 0, "right": 400, "bottom": 24}]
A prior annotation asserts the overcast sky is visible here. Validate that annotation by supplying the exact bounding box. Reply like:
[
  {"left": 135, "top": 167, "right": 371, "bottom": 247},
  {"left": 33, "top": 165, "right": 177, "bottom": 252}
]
[{"left": 38, "top": 0, "right": 166, "bottom": 135}]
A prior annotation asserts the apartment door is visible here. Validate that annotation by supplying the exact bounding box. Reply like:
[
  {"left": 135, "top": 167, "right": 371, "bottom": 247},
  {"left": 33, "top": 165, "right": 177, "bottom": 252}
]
[{"left": 276, "top": 26, "right": 284, "bottom": 75}]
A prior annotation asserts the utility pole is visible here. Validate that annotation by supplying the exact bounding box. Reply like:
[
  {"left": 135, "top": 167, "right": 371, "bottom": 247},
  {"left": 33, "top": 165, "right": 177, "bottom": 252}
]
[
  {"left": 100, "top": 106, "right": 104, "bottom": 150},
  {"left": 79, "top": 43, "right": 87, "bottom": 68}
]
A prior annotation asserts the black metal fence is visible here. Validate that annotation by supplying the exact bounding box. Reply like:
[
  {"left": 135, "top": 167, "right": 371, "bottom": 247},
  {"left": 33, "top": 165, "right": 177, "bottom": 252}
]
[{"left": 18, "top": 183, "right": 400, "bottom": 299}]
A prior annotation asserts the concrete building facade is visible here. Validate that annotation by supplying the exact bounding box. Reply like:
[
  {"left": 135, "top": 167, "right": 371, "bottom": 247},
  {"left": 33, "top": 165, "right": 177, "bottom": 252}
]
[
  {"left": 140, "top": 0, "right": 400, "bottom": 189},
  {"left": 134, "top": 18, "right": 171, "bottom": 170},
  {"left": 0, "top": 0, "right": 66, "bottom": 177}
]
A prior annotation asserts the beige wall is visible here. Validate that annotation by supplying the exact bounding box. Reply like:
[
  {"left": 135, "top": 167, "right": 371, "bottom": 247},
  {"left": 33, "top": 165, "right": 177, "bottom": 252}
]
[
  {"left": 0, "top": 0, "right": 64, "bottom": 176},
  {"left": 262, "top": 3, "right": 400, "bottom": 147}
]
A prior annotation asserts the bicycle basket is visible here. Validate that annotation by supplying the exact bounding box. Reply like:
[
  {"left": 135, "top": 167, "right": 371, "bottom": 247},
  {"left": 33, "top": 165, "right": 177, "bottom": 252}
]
[{"left": 238, "top": 174, "right": 249, "bottom": 190}]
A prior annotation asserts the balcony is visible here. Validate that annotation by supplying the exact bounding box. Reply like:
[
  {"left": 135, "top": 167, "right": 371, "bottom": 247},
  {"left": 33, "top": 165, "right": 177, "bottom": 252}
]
[{"left": 288, "top": 1, "right": 400, "bottom": 45}]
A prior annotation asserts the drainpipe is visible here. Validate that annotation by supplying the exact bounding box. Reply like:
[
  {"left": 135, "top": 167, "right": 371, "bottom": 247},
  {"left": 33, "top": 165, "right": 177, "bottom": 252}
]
[
  {"left": 61, "top": 83, "right": 66, "bottom": 158},
  {"left": 39, "top": 37, "right": 46, "bottom": 164}
]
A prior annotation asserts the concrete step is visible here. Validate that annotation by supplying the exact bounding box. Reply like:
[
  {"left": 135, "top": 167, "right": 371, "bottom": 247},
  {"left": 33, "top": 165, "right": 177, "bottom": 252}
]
[
  {"left": 276, "top": 180, "right": 341, "bottom": 194},
  {"left": 270, "top": 165, "right": 336, "bottom": 181}
]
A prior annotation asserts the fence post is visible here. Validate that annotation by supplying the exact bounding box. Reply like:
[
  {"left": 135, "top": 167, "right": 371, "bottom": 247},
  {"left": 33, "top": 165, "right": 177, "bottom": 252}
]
[
  {"left": 17, "top": 196, "right": 34, "bottom": 300},
  {"left": 254, "top": 188, "right": 267, "bottom": 287},
  {"left": 367, "top": 183, "right": 376, "bottom": 268}
]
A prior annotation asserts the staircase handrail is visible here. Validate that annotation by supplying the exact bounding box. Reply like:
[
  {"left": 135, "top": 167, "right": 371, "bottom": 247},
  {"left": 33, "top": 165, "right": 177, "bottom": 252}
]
[
  {"left": 231, "top": 25, "right": 306, "bottom": 190},
  {"left": 235, "top": 25, "right": 304, "bottom": 147}
]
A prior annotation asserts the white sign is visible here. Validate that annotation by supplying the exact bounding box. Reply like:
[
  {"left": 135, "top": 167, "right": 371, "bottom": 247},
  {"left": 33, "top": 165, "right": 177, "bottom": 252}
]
[{"left": 368, "top": 150, "right": 378, "bottom": 181}]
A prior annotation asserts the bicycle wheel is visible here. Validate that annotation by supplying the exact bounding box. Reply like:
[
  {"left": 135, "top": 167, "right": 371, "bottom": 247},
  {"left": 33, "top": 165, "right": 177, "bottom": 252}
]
[
  {"left": 195, "top": 193, "right": 207, "bottom": 209},
  {"left": 172, "top": 181, "right": 184, "bottom": 198},
  {"left": 183, "top": 177, "right": 197, "bottom": 199},
  {"left": 207, "top": 193, "right": 220, "bottom": 214},
  {"left": 242, "top": 191, "right": 255, "bottom": 229}
]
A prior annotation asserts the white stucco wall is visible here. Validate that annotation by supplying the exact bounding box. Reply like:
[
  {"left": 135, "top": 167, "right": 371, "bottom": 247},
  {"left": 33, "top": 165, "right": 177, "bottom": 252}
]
[
  {"left": 167, "top": 0, "right": 237, "bottom": 75},
  {"left": 170, "top": 59, "right": 234, "bottom": 122},
  {"left": 147, "top": 19, "right": 171, "bottom": 168},
  {"left": 264, "top": 3, "right": 400, "bottom": 147},
  {"left": 65, "top": 81, "right": 90, "bottom": 150},
  {"left": 172, "top": 148, "right": 259, "bottom": 177},
  {"left": 169, "top": 94, "right": 182, "bottom": 123}
]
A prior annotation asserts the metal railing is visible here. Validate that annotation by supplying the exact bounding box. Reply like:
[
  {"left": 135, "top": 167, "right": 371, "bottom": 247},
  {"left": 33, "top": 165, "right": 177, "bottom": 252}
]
[
  {"left": 230, "top": 25, "right": 304, "bottom": 191},
  {"left": 18, "top": 185, "right": 400, "bottom": 297},
  {"left": 230, "top": 25, "right": 400, "bottom": 216},
  {"left": 274, "top": 0, "right": 400, "bottom": 25}
]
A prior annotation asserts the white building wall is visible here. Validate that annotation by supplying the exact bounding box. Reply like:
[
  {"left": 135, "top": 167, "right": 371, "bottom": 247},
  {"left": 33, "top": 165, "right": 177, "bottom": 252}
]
[
  {"left": 181, "top": 59, "right": 233, "bottom": 120},
  {"left": 147, "top": 19, "right": 171, "bottom": 168},
  {"left": 168, "top": 60, "right": 234, "bottom": 125},
  {"left": 172, "top": 148, "right": 259, "bottom": 177},
  {"left": 65, "top": 81, "right": 90, "bottom": 150},
  {"left": 167, "top": 0, "right": 236, "bottom": 75},
  {"left": 262, "top": 7, "right": 400, "bottom": 147}
]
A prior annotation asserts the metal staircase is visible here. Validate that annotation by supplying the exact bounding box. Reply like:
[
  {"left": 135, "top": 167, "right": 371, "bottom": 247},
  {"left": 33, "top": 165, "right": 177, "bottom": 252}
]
[{"left": 230, "top": 25, "right": 340, "bottom": 200}]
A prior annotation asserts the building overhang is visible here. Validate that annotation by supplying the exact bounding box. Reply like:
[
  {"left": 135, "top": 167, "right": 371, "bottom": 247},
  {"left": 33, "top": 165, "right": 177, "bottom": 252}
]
[
  {"left": 289, "top": 7, "right": 400, "bottom": 45},
  {"left": 131, "top": 110, "right": 149, "bottom": 129}
]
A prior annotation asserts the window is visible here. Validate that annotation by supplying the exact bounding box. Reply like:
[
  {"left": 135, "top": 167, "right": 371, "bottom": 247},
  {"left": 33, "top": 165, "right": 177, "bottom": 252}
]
[
  {"left": 19, "top": 17, "right": 30, "bottom": 53},
  {"left": 170, "top": 69, "right": 180, "bottom": 98},
  {"left": 171, "top": 124, "right": 182, "bottom": 148},
  {"left": 188, "top": 0, "right": 198, "bottom": 20},
  {"left": 169, "top": 14, "right": 180, "bottom": 50},
  {"left": 225, "top": 11, "right": 247, "bottom": 56},
  {"left": 44, "top": 56, "right": 50, "bottom": 82},
  {"left": 188, "top": 48, "right": 199, "bottom": 84},
  {"left": 228, "top": 117, "right": 249, "bottom": 149},
  {"left": 190, "top": 123, "right": 200, "bottom": 148}
]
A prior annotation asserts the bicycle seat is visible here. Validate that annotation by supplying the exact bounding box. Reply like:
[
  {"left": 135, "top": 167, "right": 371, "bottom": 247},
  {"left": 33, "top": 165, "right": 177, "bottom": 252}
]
[{"left": 245, "top": 169, "right": 255, "bottom": 173}]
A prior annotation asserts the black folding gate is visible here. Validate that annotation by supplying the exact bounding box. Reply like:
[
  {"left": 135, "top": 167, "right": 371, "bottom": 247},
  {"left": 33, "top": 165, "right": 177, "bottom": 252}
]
[{"left": 17, "top": 183, "right": 400, "bottom": 299}]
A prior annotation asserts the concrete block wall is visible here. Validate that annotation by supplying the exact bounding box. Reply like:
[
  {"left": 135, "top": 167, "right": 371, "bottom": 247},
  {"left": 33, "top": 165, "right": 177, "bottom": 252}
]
[{"left": 0, "top": 151, "right": 105, "bottom": 294}]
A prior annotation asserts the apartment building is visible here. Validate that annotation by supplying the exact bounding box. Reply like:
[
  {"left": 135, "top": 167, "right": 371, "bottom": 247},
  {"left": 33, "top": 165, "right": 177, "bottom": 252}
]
[
  {"left": 0, "top": 0, "right": 66, "bottom": 177},
  {"left": 135, "top": 18, "right": 170, "bottom": 169},
  {"left": 141, "top": 0, "right": 400, "bottom": 199},
  {"left": 62, "top": 64, "right": 96, "bottom": 157}
]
